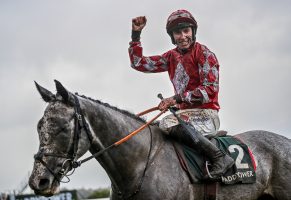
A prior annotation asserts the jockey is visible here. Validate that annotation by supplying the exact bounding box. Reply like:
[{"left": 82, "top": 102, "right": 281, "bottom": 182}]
[{"left": 128, "top": 9, "right": 234, "bottom": 180}]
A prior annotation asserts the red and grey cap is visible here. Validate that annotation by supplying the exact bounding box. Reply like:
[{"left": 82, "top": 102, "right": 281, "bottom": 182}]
[{"left": 166, "top": 10, "right": 198, "bottom": 44}]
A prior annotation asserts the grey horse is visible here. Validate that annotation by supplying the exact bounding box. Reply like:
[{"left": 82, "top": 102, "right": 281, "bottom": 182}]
[{"left": 29, "top": 80, "right": 291, "bottom": 200}]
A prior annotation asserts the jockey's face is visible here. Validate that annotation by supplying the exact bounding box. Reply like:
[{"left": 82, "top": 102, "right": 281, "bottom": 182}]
[{"left": 173, "top": 27, "right": 193, "bottom": 50}]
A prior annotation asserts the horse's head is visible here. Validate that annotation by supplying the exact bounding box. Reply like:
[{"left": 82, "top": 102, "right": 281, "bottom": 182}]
[{"left": 29, "top": 80, "right": 91, "bottom": 196}]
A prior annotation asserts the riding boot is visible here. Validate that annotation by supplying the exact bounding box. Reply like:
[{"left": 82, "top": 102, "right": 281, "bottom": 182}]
[
  {"left": 204, "top": 145, "right": 235, "bottom": 180},
  {"left": 187, "top": 128, "right": 234, "bottom": 180},
  {"left": 170, "top": 124, "right": 234, "bottom": 180}
]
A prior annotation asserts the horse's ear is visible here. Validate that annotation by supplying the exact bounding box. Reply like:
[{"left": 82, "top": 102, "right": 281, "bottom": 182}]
[
  {"left": 35, "top": 81, "right": 56, "bottom": 102},
  {"left": 54, "top": 80, "right": 75, "bottom": 105}
]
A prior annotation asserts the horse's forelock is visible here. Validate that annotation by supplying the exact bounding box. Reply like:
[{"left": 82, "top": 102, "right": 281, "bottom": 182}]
[{"left": 45, "top": 101, "right": 73, "bottom": 116}]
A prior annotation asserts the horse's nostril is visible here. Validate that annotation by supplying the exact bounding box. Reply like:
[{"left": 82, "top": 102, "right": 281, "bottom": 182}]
[{"left": 38, "top": 178, "right": 50, "bottom": 190}]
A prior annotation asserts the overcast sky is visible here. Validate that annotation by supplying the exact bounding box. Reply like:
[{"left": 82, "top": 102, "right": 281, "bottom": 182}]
[{"left": 1, "top": 0, "right": 290, "bottom": 193}]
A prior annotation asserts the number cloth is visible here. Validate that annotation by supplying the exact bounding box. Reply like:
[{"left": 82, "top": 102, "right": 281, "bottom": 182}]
[{"left": 175, "top": 136, "right": 257, "bottom": 184}]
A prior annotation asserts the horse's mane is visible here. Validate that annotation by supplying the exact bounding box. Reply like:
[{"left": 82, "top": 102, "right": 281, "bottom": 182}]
[{"left": 76, "top": 93, "right": 147, "bottom": 123}]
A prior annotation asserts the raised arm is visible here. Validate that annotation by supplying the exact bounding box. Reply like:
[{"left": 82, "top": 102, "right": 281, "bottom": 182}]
[{"left": 129, "top": 16, "right": 169, "bottom": 73}]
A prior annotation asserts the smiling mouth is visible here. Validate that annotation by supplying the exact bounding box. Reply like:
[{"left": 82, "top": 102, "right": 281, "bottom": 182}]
[
  {"left": 177, "top": 37, "right": 192, "bottom": 48},
  {"left": 177, "top": 40, "right": 191, "bottom": 48},
  {"left": 179, "top": 41, "right": 189, "bottom": 45}
]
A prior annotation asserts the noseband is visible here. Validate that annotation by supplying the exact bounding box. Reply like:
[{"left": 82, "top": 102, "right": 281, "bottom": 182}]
[{"left": 34, "top": 95, "right": 92, "bottom": 183}]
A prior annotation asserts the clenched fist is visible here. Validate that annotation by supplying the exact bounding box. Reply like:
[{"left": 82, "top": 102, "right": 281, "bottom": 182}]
[{"left": 132, "top": 16, "right": 147, "bottom": 31}]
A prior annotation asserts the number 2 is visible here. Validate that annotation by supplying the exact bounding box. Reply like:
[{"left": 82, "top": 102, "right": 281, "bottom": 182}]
[{"left": 228, "top": 144, "right": 249, "bottom": 169}]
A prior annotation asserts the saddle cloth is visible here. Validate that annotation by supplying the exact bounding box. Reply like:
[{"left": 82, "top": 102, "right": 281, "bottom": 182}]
[{"left": 174, "top": 136, "right": 256, "bottom": 184}]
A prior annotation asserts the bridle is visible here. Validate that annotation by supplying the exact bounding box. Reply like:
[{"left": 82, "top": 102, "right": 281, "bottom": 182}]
[
  {"left": 34, "top": 94, "right": 165, "bottom": 199},
  {"left": 34, "top": 95, "right": 92, "bottom": 183}
]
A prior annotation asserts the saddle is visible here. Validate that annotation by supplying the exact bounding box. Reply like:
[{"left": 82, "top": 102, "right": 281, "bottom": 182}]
[{"left": 173, "top": 132, "right": 256, "bottom": 185}]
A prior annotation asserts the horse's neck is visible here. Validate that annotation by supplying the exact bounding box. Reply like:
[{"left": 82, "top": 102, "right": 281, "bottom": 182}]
[{"left": 82, "top": 99, "right": 163, "bottom": 191}]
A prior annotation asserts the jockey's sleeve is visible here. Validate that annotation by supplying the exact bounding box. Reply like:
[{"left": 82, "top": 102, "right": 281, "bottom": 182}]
[{"left": 128, "top": 41, "right": 169, "bottom": 73}]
